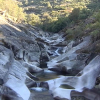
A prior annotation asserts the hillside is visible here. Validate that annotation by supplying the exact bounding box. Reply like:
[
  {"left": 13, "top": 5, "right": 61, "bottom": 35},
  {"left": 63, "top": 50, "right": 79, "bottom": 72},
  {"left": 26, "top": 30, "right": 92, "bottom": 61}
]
[
  {"left": 0, "top": 0, "right": 25, "bottom": 22},
  {"left": 15, "top": 0, "right": 100, "bottom": 33}
]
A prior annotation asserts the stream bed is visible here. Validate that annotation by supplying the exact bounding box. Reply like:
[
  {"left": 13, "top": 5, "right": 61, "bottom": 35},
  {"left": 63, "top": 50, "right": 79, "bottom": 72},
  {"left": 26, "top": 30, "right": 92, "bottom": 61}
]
[{"left": 0, "top": 17, "right": 100, "bottom": 100}]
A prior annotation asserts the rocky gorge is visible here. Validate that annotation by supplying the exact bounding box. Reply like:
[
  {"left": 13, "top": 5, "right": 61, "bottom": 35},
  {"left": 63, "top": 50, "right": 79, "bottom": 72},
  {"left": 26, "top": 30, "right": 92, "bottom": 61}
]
[{"left": 0, "top": 15, "right": 100, "bottom": 100}]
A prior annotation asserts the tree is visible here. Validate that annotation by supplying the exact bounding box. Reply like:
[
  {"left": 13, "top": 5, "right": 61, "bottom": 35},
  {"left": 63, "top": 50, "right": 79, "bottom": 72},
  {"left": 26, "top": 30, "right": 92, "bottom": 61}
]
[
  {"left": 69, "top": 8, "right": 80, "bottom": 22},
  {"left": 26, "top": 14, "right": 41, "bottom": 26},
  {"left": 0, "top": 0, "right": 25, "bottom": 22}
]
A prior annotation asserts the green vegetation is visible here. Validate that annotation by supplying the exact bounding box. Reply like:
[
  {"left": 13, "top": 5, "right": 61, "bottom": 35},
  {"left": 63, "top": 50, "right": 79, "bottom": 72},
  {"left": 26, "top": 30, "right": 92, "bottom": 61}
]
[
  {"left": 26, "top": 14, "right": 41, "bottom": 25},
  {"left": 88, "top": 12, "right": 100, "bottom": 40},
  {"left": 19, "top": 0, "right": 93, "bottom": 32},
  {"left": 65, "top": 10, "right": 100, "bottom": 41},
  {"left": 0, "top": 0, "right": 25, "bottom": 22}
]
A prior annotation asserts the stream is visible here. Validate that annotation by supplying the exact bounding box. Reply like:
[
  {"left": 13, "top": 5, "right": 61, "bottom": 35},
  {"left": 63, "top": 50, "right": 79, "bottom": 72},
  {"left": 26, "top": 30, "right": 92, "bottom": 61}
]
[
  {"left": 0, "top": 16, "right": 100, "bottom": 100},
  {"left": 29, "top": 69, "right": 69, "bottom": 100}
]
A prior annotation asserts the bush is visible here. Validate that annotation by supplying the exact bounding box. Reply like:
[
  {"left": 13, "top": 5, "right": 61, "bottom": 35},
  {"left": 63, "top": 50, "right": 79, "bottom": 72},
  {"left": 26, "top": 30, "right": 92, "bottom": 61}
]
[
  {"left": 79, "top": 8, "right": 92, "bottom": 20},
  {"left": 69, "top": 8, "right": 80, "bottom": 22},
  {"left": 26, "top": 14, "right": 41, "bottom": 26},
  {"left": 90, "top": 30, "right": 100, "bottom": 41},
  {"left": 0, "top": 0, "right": 25, "bottom": 22},
  {"left": 96, "top": 11, "right": 100, "bottom": 22},
  {"left": 66, "top": 29, "right": 74, "bottom": 40},
  {"left": 66, "top": 25, "right": 84, "bottom": 40},
  {"left": 54, "top": 5, "right": 66, "bottom": 10},
  {"left": 41, "top": 17, "right": 67, "bottom": 33}
]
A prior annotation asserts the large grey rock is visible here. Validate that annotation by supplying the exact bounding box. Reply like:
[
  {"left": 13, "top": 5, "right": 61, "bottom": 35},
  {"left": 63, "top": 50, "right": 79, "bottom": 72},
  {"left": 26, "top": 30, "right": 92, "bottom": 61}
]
[
  {"left": 3, "top": 60, "right": 30, "bottom": 100},
  {"left": 71, "top": 88, "right": 100, "bottom": 100},
  {"left": 47, "top": 55, "right": 100, "bottom": 100},
  {"left": 47, "top": 36, "right": 91, "bottom": 73},
  {"left": 23, "top": 62, "right": 42, "bottom": 73},
  {"left": 0, "top": 45, "right": 14, "bottom": 79}
]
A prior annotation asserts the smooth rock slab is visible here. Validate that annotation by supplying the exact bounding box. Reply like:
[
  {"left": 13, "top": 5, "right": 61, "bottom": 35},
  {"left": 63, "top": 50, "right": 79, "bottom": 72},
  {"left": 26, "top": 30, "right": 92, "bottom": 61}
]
[
  {"left": 47, "top": 55, "right": 100, "bottom": 100},
  {"left": 3, "top": 60, "right": 30, "bottom": 100}
]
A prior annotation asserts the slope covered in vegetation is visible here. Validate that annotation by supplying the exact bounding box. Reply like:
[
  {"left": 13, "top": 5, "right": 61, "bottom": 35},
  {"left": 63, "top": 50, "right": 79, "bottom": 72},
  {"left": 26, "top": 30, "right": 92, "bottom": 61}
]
[
  {"left": 64, "top": 0, "right": 100, "bottom": 41},
  {"left": 17, "top": 0, "right": 99, "bottom": 32},
  {"left": 0, "top": 0, "right": 25, "bottom": 22},
  {"left": 1, "top": 0, "right": 100, "bottom": 40}
]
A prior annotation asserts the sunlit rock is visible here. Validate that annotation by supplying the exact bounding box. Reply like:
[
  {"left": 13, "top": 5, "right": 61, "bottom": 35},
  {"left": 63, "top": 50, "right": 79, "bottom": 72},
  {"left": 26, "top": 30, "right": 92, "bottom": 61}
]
[
  {"left": 47, "top": 55, "right": 100, "bottom": 100},
  {"left": 47, "top": 36, "right": 91, "bottom": 73},
  {"left": 3, "top": 60, "right": 30, "bottom": 100}
]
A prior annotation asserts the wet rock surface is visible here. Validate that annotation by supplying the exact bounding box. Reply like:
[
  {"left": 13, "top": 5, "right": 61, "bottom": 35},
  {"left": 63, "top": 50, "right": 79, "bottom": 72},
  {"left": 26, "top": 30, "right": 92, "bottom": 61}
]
[
  {"left": 29, "top": 90, "right": 54, "bottom": 100},
  {"left": 0, "top": 16, "right": 100, "bottom": 100}
]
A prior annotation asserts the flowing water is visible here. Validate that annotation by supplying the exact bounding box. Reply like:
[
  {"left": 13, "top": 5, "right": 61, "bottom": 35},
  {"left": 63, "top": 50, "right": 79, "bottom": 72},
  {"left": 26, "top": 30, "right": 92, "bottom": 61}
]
[
  {"left": 28, "top": 37, "right": 99, "bottom": 100},
  {"left": 29, "top": 69, "right": 62, "bottom": 100},
  {"left": 33, "top": 69, "right": 61, "bottom": 82}
]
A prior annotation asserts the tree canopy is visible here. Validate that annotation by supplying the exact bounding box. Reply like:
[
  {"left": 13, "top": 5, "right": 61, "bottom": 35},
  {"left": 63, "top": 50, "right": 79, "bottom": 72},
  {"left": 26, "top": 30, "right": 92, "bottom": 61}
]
[{"left": 0, "top": 0, "right": 25, "bottom": 22}]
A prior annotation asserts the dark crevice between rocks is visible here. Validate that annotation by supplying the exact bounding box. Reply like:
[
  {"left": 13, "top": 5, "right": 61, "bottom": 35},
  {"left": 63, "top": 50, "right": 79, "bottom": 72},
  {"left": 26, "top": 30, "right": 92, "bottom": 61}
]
[
  {"left": 95, "top": 76, "right": 100, "bottom": 85},
  {"left": 85, "top": 53, "right": 97, "bottom": 65},
  {"left": 2, "top": 41, "right": 18, "bottom": 58},
  {"left": 2, "top": 95, "right": 11, "bottom": 100},
  {"left": 1, "top": 87, "right": 20, "bottom": 100},
  {"left": 71, "top": 88, "right": 100, "bottom": 100},
  {"left": 49, "top": 67, "right": 70, "bottom": 76},
  {"left": 0, "top": 79, "right": 4, "bottom": 85},
  {"left": 40, "top": 55, "right": 49, "bottom": 68},
  {"left": 39, "top": 82, "right": 49, "bottom": 90},
  {"left": 26, "top": 80, "right": 37, "bottom": 88},
  {"left": 72, "top": 38, "right": 83, "bottom": 47},
  {"left": 26, "top": 72, "right": 39, "bottom": 81},
  {"left": 54, "top": 97, "right": 68, "bottom": 100}
]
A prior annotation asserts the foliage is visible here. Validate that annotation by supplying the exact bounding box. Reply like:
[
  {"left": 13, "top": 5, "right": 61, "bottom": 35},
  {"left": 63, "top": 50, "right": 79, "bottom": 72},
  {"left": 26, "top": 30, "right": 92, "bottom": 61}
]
[
  {"left": 66, "top": 24, "right": 84, "bottom": 40},
  {"left": 26, "top": 14, "right": 41, "bottom": 26},
  {"left": 0, "top": 0, "right": 25, "bottom": 22},
  {"left": 79, "top": 8, "right": 92, "bottom": 20},
  {"left": 50, "top": 17, "right": 67, "bottom": 32},
  {"left": 19, "top": 0, "right": 93, "bottom": 32},
  {"left": 22, "top": 0, "right": 100, "bottom": 42},
  {"left": 69, "top": 8, "right": 80, "bottom": 22},
  {"left": 90, "top": 30, "right": 99, "bottom": 37},
  {"left": 95, "top": 11, "right": 100, "bottom": 22},
  {"left": 4, "top": 0, "right": 100, "bottom": 35},
  {"left": 41, "top": 17, "right": 68, "bottom": 33},
  {"left": 54, "top": 5, "right": 66, "bottom": 10}
]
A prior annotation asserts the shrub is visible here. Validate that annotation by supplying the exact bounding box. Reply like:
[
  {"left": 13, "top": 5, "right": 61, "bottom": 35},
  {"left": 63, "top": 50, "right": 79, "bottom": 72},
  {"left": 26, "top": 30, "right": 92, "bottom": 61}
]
[
  {"left": 69, "top": 8, "right": 80, "bottom": 22},
  {"left": 26, "top": 14, "right": 41, "bottom": 26},
  {"left": 90, "top": 30, "right": 100, "bottom": 41},
  {"left": 96, "top": 11, "right": 100, "bottom": 22},
  {"left": 79, "top": 8, "right": 92, "bottom": 20},
  {"left": 0, "top": 0, "right": 25, "bottom": 22}
]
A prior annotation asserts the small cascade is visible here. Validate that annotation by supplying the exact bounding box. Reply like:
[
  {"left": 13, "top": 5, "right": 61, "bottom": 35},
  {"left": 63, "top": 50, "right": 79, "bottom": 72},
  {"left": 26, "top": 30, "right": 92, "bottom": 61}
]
[
  {"left": 36, "top": 82, "right": 40, "bottom": 87},
  {"left": 30, "top": 81, "right": 48, "bottom": 92},
  {"left": 54, "top": 48, "right": 60, "bottom": 56}
]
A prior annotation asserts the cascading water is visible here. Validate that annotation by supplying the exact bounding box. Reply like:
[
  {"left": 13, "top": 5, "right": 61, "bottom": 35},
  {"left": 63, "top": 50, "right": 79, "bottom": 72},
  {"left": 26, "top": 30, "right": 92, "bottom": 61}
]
[{"left": 37, "top": 82, "right": 40, "bottom": 87}]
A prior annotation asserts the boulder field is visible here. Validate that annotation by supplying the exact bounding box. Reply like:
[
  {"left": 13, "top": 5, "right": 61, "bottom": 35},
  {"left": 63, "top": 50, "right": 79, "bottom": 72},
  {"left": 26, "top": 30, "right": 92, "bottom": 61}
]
[{"left": 0, "top": 16, "right": 100, "bottom": 100}]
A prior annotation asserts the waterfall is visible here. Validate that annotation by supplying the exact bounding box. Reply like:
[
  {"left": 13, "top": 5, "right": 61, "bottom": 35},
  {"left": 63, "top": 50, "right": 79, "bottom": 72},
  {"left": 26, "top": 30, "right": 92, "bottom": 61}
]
[
  {"left": 37, "top": 82, "right": 40, "bottom": 87},
  {"left": 55, "top": 48, "right": 60, "bottom": 56}
]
